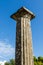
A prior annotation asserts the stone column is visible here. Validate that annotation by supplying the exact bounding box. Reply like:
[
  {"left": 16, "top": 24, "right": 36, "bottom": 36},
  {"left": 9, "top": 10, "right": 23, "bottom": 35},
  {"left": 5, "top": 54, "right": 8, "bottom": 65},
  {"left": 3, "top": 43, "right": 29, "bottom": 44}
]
[{"left": 11, "top": 7, "right": 35, "bottom": 65}]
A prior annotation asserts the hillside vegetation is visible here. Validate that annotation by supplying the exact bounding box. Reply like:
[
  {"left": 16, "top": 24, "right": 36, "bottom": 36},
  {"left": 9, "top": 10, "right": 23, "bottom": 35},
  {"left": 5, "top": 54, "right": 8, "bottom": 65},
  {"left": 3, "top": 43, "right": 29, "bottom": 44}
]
[{"left": 4, "top": 56, "right": 43, "bottom": 65}]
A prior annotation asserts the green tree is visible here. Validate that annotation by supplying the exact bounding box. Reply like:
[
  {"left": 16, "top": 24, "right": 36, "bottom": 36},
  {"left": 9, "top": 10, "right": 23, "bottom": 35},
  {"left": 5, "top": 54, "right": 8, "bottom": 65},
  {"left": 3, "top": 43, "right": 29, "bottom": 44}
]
[
  {"left": 38, "top": 56, "right": 43, "bottom": 63},
  {"left": 34, "top": 56, "right": 38, "bottom": 62},
  {"left": 4, "top": 59, "right": 15, "bottom": 65},
  {"left": 34, "top": 62, "right": 37, "bottom": 65},
  {"left": 10, "top": 59, "right": 15, "bottom": 65},
  {"left": 4, "top": 62, "right": 10, "bottom": 65}
]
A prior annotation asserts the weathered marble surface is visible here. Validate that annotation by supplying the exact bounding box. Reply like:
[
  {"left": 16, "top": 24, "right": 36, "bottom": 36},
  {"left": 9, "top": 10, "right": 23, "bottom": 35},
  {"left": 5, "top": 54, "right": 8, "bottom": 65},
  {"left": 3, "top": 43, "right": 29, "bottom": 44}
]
[{"left": 11, "top": 7, "right": 35, "bottom": 65}]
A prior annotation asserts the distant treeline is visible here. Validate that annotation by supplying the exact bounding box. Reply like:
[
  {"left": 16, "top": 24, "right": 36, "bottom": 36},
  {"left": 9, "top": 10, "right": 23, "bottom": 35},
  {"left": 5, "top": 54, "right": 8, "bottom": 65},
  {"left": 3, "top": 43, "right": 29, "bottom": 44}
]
[
  {"left": 4, "top": 56, "right": 43, "bottom": 65},
  {"left": 34, "top": 56, "right": 43, "bottom": 65},
  {"left": 4, "top": 59, "right": 15, "bottom": 65}
]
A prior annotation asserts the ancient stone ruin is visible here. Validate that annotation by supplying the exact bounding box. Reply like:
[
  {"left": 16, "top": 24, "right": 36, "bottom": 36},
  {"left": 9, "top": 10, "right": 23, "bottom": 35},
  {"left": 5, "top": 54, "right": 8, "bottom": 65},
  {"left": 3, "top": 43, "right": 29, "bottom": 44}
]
[{"left": 11, "top": 7, "right": 35, "bottom": 65}]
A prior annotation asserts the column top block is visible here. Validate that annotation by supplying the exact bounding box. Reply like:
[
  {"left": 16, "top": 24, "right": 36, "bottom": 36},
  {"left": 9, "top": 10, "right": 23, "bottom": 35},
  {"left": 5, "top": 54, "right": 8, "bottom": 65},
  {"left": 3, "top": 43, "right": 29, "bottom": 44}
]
[{"left": 11, "top": 7, "right": 35, "bottom": 21}]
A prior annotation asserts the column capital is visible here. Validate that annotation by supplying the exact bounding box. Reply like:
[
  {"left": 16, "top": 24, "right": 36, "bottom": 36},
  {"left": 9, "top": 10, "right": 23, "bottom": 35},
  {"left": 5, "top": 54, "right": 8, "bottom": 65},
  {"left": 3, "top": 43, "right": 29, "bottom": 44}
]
[{"left": 11, "top": 7, "right": 35, "bottom": 21}]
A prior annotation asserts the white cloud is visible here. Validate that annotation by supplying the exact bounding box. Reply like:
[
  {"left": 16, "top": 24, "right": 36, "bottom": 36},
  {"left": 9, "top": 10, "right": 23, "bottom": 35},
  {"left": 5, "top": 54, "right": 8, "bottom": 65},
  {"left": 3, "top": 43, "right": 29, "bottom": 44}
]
[
  {"left": 0, "top": 41, "right": 15, "bottom": 61},
  {"left": 0, "top": 61, "right": 6, "bottom": 65}
]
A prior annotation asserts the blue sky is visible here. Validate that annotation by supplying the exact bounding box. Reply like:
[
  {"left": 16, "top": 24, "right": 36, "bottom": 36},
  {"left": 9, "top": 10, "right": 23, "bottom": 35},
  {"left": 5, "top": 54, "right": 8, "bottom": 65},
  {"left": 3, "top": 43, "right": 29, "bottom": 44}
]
[{"left": 0, "top": 0, "right": 43, "bottom": 61}]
